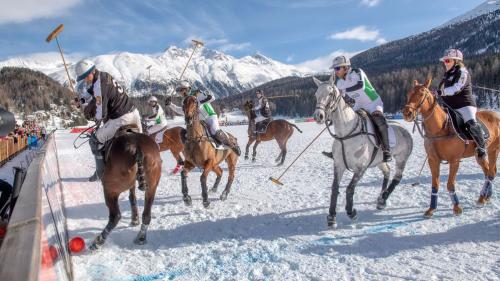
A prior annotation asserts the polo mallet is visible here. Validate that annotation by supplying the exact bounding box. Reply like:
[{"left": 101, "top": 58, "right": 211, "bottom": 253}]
[
  {"left": 46, "top": 24, "right": 75, "bottom": 95},
  {"left": 270, "top": 126, "right": 327, "bottom": 185},
  {"left": 178, "top": 39, "right": 204, "bottom": 81},
  {"left": 412, "top": 155, "right": 428, "bottom": 186}
]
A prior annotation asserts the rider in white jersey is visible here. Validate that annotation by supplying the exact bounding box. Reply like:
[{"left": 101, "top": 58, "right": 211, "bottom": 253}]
[{"left": 330, "top": 56, "right": 392, "bottom": 162}]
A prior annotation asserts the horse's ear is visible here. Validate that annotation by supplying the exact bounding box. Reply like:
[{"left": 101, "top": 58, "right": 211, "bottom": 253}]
[
  {"left": 328, "top": 75, "right": 335, "bottom": 85},
  {"left": 413, "top": 80, "right": 419, "bottom": 87},
  {"left": 424, "top": 77, "right": 432, "bottom": 89},
  {"left": 312, "top": 77, "right": 322, "bottom": 86}
]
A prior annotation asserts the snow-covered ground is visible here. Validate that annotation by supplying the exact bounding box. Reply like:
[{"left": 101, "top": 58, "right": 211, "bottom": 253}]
[{"left": 55, "top": 121, "right": 499, "bottom": 281}]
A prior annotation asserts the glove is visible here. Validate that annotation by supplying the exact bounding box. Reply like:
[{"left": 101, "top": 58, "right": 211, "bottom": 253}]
[
  {"left": 165, "top": 96, "right": 172, "bottom": 106},
  {"left": 431, "top": 89, "right": 442, "bottom": 96},
  {"left": 343, "top": 95, "right": 356, "bottom": 107}
]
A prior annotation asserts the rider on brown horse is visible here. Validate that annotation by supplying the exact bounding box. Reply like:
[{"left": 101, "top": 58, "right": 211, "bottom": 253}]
[
  {"left": 323, "top": 56, "right": 392, "bottom": 162},
  {"left": 434, "top": 48, "right": 486, "bottom": 158},
  {"left": 253, "top": 90, "right": 272, "bottom": 135},
  {"left": 144, "top": 96, "right": 168, "bottom": 141},
  {"left": 75, "top": 59, "right": 142, "bottom": 182},
  {"left": 167, "top": 80, "right": 241, "bottom": 155}
]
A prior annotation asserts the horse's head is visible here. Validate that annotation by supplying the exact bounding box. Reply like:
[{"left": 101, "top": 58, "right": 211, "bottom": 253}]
[
  {"left": 312, "top": 76, "right": 341, "bottom": 124},
  {"left": 182, "top": 95, "right": 198, "bottom": 125},
  {"left": 403, "top": 77, "right": 436, "bottom": 122},
  {"left": 243, "top": 100, "right": 256, "bottom": 119},
  {"left": 83, "top": 97, "right": 97, "bottom": 121}
]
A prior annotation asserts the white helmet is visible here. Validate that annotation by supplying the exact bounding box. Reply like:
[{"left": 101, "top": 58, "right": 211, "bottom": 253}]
[
  {"left": 148, "top": 96, "right": 158, "bottom": 103},
  {"left": 175, "top": 80, "right": 191, "bottom": 92},
  {"left": 330, "top": 56, "right": 351, "bottom": 69},
  {"left": 75, "top": 59, "right": 96, "bottom": 82},
  {"left": 440, "top": 49, "right": 463, "bottom": 62}
]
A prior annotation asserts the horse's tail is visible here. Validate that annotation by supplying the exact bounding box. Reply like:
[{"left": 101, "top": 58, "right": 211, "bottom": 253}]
[
  {"left": 287, "top": 121, "right": 303, "bottom": 133},
  {"left": 135, "top": 139, "right": 149, "bottom": 191}
]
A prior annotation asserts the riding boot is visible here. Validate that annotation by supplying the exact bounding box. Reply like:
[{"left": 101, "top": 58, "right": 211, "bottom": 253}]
[
  {"left": 89, "top": 135, "right": 105, "bottom": 182},
  {"left": 371, "top": 113, "right": 392, "bottom": 162},
  {"left": 214, "top": 130, "right": 241, "bottom": 156},
  {"left": 466, "top": 120, "right": 486, "bottom": 158}
]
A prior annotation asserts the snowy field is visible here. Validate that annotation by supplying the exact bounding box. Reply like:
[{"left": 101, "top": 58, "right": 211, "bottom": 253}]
[{"left": 55, "top": 121, "right": 500, "bottom": 281}]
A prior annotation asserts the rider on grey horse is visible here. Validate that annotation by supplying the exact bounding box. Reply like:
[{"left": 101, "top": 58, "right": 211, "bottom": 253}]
[
  {"left": 253, "top": 89, "right": 272, "bottom": 134},
  {"left": 75, "top": 59, "right": 142, "bottom": 182},
  {"left": 323, "top": 56, "right": 392, "bottom": 162}
]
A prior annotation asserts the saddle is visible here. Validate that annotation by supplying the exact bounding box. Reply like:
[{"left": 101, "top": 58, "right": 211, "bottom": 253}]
[
  {"left": 356, "top": 109, "right": 396, "bottom": 148},
  {"left": 103, "top": 124, "right": 141, "bottom": 162},
  {"left": 255, "top": 118, "right": 272, "bottom": 134},
  {"left": 188, "top": 121, "right": 235, "bottom": 150},
  {"left": 443, "top": 105, "right": 490, "bottom": 142}
]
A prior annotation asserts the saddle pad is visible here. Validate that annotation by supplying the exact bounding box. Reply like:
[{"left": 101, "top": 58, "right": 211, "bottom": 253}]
[
  {"left": 446, "top": 108, "right": 490, "bottom": 142},
  {"left": 365, "top": 118, "right": 397, "bottom": 148}
]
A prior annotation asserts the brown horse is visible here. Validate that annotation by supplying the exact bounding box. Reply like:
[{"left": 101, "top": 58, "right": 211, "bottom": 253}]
[
  {"left": 143, "top": 123, "right": 186, "bottom": 174},
  {"left": 243, "top": 100, "right": 302, "bottom": 165},
  {"left": 181, "top": 95, "right": 239, "bottom": 208},
  {"left": 403, "top": 78, "right": 499, "bottom": 217},
  {"left": 88, "top": 128, "right": 162, "bottom": 250}
]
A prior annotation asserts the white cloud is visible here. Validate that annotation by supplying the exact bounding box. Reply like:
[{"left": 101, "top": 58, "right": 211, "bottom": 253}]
[
  {"left": 360, "top": 0, "right": 381, "bottom": 7},
  {"left": 286, "top": 55, "right": 294, "bottom": 63},
  {"left": 218, "top": 42, "right": 251, "bottom": 52},
  {"left": 296, "top": 50, "right": 361, "bottom": 73},
  {"left": 329, "top": 25, "right": 386, "bottom": 44},
  {"left": 0, "top": 0, "right": 82, "bottom": 24}
]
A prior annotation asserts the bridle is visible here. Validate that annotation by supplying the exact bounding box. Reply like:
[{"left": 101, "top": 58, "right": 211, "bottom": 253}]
[
  {"left": 404, "top": 87, "right": 438, "bottom": 122},
  {"left": 315, "top": 84, "right": 343, "bottom": 114},
  {"left": 183, "top": 95, "right": 199, "bottom": 126}
]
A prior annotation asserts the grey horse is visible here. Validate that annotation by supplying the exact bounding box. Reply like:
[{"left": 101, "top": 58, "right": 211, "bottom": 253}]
[{"left": 313, "top": 77, "right": 413, "bottom": 228}]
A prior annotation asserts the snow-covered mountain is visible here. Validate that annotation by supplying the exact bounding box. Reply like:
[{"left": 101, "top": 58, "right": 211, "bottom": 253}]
[
  {"left": 441, "top": 0, "right": 500, "bottom": 27},
  {"left": 351, "top": 0, "right": 500, "bottom": 73},
  {"left": 0, "top": 47, "right": 309, "bottom": 97}
]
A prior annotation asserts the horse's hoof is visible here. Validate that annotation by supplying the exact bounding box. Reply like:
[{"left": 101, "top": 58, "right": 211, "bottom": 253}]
[
  {"left": 477, "top": 195, "right": 490, "bottom": 207},
  {"left": 210, "top": 188, "right": 218, "bottom": 194},
  {"left": 220, "top": 191, "right": 228, "bottom": 201},
  {"left": 183, "top": 195, "right": 192, "bottom": 206},
  {"left": 244, "top": 156, "right": 249, "bottom": 160},
  {"left": 203, "top": 201, "right": 211, "bottom": 208},
  {"left": 89, "top": 234, "right": 105, "bottom": 250},
  {"left": 327, "top": 215, "right": 337, "bottom": 228},
  {"left": 423, "top": 208, "right": 435, "bottom": 218},
  {"left": 252, "top": 158, "right": 256, "bottom": 162},
  {"left": 347, "top": 209, "right": 358, "bottom": 221},
  {"left": 376, "top": 197, "right": 387, "bottom": 210},
  {"left": 134, "top": 235, "right": 147, "bottom": 245},
  {"left": 453, "top": 204, "right": 463, "bottom": 216},
  {"left": 130, "top": 218, "right": 140, "bottom": 226}
]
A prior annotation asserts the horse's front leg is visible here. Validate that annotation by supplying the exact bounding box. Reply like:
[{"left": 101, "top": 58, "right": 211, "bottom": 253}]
[
  {"left": 252, "top": 140, "right": 261, "bottom": 162},
  {"left": 376, "top": 163, "right": 391, "bottom": 210},
  {"left": 328, "top": 164, "right": 345, "bottom": 228},
  {"left": 200, "top": 160, "right": 214, "bottom": 208},
  {"left": 424, "top": 156, "right": 441, "bottom": 218},
  {"left": 447, "top": 160, "right": 462, "bottom": 216},
  {"left": 245, "top": 137, "right": 255, "bottom": 160},
  {"left": 345, "top": 169, "right": 366, "bottom": 221},
  {"left": 129, "top": 187, "right": 140, "bottom": 226},
  {"left": 90, "top": 193, "right": 121, "bottom": 250},
  {"left": 181, "top": 161, "right": 195, "bottom": 206}
]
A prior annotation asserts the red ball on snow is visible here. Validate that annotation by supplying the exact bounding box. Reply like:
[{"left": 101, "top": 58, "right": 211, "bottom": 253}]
[{"left": 69, "top": 237, "right": 85, "bottom": 253}]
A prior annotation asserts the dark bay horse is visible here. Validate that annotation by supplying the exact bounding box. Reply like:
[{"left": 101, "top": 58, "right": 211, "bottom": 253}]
[
  {"left": 83, "top": 101, "right": 162, "bottom": 249},
  {"left": 181, "top": 95, "right": 239, "bottom": 208},
  {"left": 143, "top": 123, "right": 186, "bottom": 174},
  {"left": 403, "top": 78, "right": 500, "bottom": 217},
  {"left": 243, "top": 100, "right": 302, "bottom": 165}
]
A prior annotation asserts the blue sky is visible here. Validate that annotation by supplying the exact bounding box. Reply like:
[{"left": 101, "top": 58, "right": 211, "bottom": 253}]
[{"left": 0, "top": 0, "right": 485, "bottom": 68}]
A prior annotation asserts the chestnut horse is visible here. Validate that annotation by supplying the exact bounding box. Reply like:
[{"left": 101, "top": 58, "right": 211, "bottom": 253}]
[
  {"left": 180, "top": 95, "right": 239, "bottom": 208},
  {"left": 403, "top": 78, "right": 500, "bottom": 218},
  {"left": 243, "top": 100, "right": 302, "bottom": 165},
  {"left": 143, "top": 123, "right": 186, "bottom": 174}
]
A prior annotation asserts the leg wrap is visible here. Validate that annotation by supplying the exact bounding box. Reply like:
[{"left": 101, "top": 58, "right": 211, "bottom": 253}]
[{"left": 430, "top": 187, "right": 438, "bottom": 209}]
